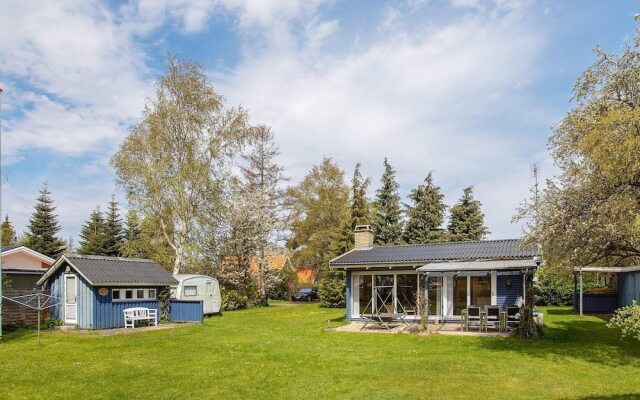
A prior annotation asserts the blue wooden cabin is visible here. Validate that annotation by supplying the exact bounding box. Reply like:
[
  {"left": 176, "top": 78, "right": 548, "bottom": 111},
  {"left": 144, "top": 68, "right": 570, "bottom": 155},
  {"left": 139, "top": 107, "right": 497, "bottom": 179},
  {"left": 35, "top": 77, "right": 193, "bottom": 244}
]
[{"left": 37, "top": 255, "right": 203, "bottom": 329}]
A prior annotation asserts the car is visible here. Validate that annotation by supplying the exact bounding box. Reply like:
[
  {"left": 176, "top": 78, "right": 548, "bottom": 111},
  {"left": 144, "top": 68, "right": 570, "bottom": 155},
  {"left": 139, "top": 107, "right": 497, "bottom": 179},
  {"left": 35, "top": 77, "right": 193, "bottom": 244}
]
[{"left": 291, "top": 288, "right": 319, "bottom": 301}]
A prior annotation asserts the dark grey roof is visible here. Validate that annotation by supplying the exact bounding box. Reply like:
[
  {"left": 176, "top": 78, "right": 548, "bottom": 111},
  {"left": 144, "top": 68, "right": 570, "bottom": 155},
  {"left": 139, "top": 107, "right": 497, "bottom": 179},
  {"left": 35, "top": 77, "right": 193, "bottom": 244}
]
[
  {"left": 330, "top": 239, "right": 538, "bottom": 266},
  {"left": 62, "top": 255, "right": 177, "bottom": 285},
  {"left": 1, "top": 244, "right": 24, "bottom": 252}
]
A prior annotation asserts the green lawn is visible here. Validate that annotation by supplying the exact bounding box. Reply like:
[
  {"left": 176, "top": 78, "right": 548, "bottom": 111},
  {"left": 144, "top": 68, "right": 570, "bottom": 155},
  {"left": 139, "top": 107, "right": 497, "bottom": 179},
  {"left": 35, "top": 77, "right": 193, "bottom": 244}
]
[{"left": 1, "top": 304, "right": 639, "bottom": 400}]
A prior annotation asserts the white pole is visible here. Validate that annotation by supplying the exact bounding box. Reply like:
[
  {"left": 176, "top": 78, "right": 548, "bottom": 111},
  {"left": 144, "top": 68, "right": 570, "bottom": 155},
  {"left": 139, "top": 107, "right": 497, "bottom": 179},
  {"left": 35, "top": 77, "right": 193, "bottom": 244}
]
[
  {"left": 37, "top": 294, "right": 41, "bottom": 345},
  {"left": 0, "top": 87, "right": 4, "bottom": 341},
  {"left": 579, "top": 269, "right": 583, "bottom": 317}
]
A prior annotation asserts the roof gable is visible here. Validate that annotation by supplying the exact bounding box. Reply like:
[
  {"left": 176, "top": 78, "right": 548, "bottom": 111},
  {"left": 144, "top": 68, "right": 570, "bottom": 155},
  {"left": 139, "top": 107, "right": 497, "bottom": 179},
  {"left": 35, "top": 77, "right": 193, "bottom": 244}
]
[
  {"left": 38, "top": 255, "right": 178, "bottom": 286},
  {"left": 1, "top": 245, "right": 55, "bottom": 264},
  {"left": 329, "top": 239, "right": 538, "bottom": 266}
]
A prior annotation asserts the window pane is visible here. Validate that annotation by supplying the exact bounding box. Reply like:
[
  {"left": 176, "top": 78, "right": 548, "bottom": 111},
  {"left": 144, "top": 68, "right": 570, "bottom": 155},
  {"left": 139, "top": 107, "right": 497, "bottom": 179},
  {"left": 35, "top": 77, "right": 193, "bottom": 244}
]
[
  {"left": 206, "top": 282, "right": 212, "bottom": 294},
  {"left": 113, "top": 290, "right": 120, "bottom": 300},
  {"left": 148, "top": 289, "right": 156, "bottom": 298},
  {"left": 397, "top": 274, "right": 417, "bottom": 314},
  {"left": 137, "top": 289, "right": 145, "bottom": 299},
  {"left": 125, "top": 290, "right": 133, "bottom": 299},
  {"left": 373, "top": 275, "right": 394, "bottom": 314},
  {"left": 471, "top": 276, "right": 491, "bottom": 307},
  {"left": 427, "top": 276, "right": 442, "bottom": 316},
  {"left": 65, "top": 276, "right": 76, "bottom": 303},
  {"left": 184, "top": 286, "right": 197, "bottom": 296},
  {"left": 453, "top": 276, "right": 467, "bottom": 315},
  {"left": 358, "top": 275, "right": 372, "bottom": 315}
]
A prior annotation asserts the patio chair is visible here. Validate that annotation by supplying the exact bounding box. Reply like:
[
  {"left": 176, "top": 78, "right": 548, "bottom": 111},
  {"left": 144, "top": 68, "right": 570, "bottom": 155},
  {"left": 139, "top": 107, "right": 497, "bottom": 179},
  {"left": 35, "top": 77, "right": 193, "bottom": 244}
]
[
  {"left": 466, "top": 306, "right": 482, "bottom": 332},
  {"left": 484, "top": 306, "right": 501, "bottom": 332},
  {"left": 506, "top": 306, "right": 520, "bottom": 330}
]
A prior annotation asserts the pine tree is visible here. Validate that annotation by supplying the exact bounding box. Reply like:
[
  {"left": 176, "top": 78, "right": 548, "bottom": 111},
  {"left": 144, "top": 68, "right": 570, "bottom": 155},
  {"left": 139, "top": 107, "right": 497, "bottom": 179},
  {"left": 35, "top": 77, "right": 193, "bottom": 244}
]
[
  {"left": 78, "top": 207, "right": 108, "bottom": 255},
  {"left": 103, "top": 196, "right": 124, "bottom": 256},
  {"left": 121, "top": 209, "right": 149, "bottom": 258},
  {"left": 22, "top": 184, "right": 66, "bottom": 258},
  {"left": 447, "top": 186, "right": 489, "bottom": 241},
  {"left": 1, "top": 215, "right": 17, "bottom": 246},
  {"left": 404, "top": 172, "right": 448, "bottom": 244},
  {"left": 372, "top": 158, "right": 404, "bottom": 245}
]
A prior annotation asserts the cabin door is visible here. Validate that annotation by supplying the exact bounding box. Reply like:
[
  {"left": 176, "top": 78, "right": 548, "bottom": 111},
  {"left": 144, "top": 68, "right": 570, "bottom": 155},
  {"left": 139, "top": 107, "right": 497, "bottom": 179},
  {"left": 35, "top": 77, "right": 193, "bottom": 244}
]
[{"left": 64, "top": 275, "right": 77, "bottom": 324}]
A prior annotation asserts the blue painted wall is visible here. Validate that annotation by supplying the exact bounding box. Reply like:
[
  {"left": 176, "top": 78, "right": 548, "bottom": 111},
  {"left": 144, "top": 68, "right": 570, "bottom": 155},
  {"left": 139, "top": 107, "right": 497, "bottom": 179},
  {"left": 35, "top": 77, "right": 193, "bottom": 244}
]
[
  {"left": 574, "top": 293, "right": 618, "bottom": 313},
  {"left": 47, "top": 266, "right": 92, "bottom": 328},
  {"left": 619, "top": 271, "right": 640, "bottom": 308},
  {"left": 170, "top": 300, "right": 203, "bottom": 322},
  {"left": 92, "top": 289, "right": 161, "bottom": 329},
  {"left": 496, "top": 275, "right": 523, "bottom": 307}
]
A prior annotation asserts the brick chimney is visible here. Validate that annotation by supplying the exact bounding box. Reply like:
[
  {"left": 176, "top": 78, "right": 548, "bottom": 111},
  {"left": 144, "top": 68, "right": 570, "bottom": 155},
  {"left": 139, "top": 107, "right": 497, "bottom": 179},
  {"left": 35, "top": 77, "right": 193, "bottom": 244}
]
[{"left": 354, "top": 225, "right": 374, "bottom": 249}]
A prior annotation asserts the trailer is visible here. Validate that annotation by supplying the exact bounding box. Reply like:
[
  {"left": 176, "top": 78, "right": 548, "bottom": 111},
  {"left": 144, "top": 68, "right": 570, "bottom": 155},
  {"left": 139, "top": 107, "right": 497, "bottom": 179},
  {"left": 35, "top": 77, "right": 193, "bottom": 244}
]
[{"left": 172, "top": 274, "right": 221, "bottom": 315}]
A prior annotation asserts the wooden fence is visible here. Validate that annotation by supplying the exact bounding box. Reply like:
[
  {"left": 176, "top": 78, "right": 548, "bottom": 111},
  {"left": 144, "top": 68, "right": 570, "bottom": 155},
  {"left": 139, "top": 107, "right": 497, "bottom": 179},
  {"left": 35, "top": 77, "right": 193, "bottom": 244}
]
[{"left": 2, "top": 289, "right": 51, "bottom": 326}]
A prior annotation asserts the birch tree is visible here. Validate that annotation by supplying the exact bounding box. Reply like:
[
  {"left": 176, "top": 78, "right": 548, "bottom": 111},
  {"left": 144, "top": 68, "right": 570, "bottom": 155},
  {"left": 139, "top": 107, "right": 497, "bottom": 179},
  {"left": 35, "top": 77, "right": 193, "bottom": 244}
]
[{"left": 111, "top": 56, "right": 251, "bottom": 274}]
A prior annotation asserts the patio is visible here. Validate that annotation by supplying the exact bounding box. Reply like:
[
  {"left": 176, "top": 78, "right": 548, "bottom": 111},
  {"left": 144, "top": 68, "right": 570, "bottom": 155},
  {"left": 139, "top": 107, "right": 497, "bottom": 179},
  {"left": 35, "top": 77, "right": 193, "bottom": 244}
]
[{"left": 333, "top": 321, "right": 510, "bottom": 336}]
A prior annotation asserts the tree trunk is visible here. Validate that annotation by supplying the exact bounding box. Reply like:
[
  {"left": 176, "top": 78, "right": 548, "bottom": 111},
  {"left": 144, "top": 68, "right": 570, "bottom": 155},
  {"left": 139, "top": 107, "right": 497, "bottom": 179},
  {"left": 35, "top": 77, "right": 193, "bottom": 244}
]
[
  {"left": 172, "top": 247, "right": 182, "bottom": 275},
  {"left": 517, "top": 270, "right": 539, "bottom": 339}
]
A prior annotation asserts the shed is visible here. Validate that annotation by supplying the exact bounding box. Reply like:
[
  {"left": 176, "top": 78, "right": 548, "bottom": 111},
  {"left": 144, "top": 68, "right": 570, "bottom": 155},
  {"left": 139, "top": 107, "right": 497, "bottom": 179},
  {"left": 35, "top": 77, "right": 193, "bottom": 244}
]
[
  {"left": 37, "top": 255, "right": 203, "bottom": 329},
  {"left": 172, "top": 274, "right": 221, "bottom": 315},
  {"left": 573, "top": 265, "right": 640, "bottom": 315}
]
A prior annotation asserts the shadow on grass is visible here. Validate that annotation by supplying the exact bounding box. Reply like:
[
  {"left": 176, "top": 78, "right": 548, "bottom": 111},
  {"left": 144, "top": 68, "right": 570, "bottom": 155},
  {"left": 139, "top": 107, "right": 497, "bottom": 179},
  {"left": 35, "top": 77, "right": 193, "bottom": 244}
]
[{"left": 478, "top": 310, "right": 640, "bottom": 367}]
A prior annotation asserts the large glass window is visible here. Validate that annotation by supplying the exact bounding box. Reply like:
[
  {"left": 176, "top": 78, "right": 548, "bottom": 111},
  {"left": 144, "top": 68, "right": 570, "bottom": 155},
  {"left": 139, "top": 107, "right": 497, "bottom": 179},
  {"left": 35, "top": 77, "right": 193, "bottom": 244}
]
[
  {"left": 358, "top": 275, "right": 372, "bottom": 315},
  {"left": 427, "top": 276, "right": 442, "bottom": 316},
  {"left": 397, "top": 274, "right": 417, "bottom": 314},
  {"left": 374, "top": 275, "right": 394, "bottom": 314},
  {"left": 470, "top": 276, "right": 491, "bottom": 307},
  {"left": 453, "top": 276, "right": 467, "bottom": 315}
]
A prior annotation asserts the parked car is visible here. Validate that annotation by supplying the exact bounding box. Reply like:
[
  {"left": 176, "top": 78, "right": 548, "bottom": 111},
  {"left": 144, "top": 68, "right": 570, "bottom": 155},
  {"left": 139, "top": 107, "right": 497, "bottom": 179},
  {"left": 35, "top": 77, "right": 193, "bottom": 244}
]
[{"left": 291, "top": 288, "right": 319, "bottom": 301}]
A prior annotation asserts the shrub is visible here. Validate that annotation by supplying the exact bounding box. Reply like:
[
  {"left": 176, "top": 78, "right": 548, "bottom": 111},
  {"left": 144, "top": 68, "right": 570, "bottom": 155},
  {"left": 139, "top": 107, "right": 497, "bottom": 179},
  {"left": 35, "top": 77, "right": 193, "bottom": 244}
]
[
  {"left": 607, "top": 300, "right": 640, "bottom": 341},
  {"left": 318, "top": 270, "right": 345, "bottom": 308},
  {"left": 222, "top": 289, "right": 248, "bottom": 311},
  {"left": 534, "top": 266, "right": 574, "bottom": 306}
]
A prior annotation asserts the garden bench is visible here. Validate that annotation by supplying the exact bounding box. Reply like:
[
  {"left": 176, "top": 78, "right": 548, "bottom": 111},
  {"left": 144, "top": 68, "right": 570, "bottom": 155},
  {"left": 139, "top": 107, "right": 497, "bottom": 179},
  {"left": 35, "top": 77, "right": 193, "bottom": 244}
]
[{"left": 123, "top": 307, "right": 158, "bottom": 328}]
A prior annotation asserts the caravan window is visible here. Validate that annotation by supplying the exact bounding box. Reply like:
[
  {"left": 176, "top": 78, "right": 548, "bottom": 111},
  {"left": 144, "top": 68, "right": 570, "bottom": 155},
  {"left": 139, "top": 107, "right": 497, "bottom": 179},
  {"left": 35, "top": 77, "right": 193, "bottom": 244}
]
[
  {"left": 184, "top": 286, "right": 198, "bottom": 296},
  {"left": 206, "top": 282, "right": 212, "bottom": 295}
]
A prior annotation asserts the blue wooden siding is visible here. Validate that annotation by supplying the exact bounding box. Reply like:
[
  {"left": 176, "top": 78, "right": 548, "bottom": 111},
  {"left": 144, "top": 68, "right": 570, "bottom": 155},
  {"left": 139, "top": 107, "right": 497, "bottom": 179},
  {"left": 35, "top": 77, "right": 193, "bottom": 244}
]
[
  {"left": 170, "top": 300, "right": 203, "bottom": 322},
  {"left": 44, "top": 265, "right": 94, "bottom": 328},
  {"left": 48, "top": 267, "right": 64, "bottom": 320},
  {"left": 574, "top": 293, "right": 618, "bottom": 313},
  {"left": 619, "top": 271, "right": 640, "bottom": 308},
  {"left": 92, "top": 289, "right": 161, "bottom": 329},
  {"left": 345, "top": 271, "right": 351, "bottom": 320},
  {"left": 496, "top": 275, "right": 523, "bottom": 307}
]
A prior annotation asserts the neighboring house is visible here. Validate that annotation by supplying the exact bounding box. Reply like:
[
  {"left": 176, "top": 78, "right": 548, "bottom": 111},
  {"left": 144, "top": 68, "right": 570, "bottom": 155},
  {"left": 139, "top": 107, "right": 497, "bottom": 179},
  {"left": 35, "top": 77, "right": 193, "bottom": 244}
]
[
  {"left": 295, "top": 267, "right": 317, "bottom": 286},
  {"left": 37, "top": 255, "right": 202, "bottom": 329},
  {"left": 329, "top": 225, "right": 541, "bottom": 322},
  {"left": 249, "top": 251, "right": 317, "bottom": 286},
  {"left": 2, "top": 245, "right": 55, "bottom": 290}
]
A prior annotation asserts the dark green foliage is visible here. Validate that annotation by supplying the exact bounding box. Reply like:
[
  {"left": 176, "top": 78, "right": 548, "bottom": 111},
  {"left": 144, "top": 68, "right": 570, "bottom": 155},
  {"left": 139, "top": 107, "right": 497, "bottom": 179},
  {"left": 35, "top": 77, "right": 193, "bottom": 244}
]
[
  {"left": 372, "top": 158, "right": 404, "bottom": 245},
  {"left": 103, "top": 196, "right": 124, "bottom": 257},
  {"left": 222, "top": 289, "right": 248, "bottom": 311},
  {"left": 404, "top": 172, "right": 448, "bottom": 244},
  {"left": 318, "top": 270, "right": 346, "bottom": 308},
  {"left": 22, "top": 185, "right": 66, "bottom": 258},
  {"left": 121, "top": 209, "right": 149, "bottom": 258},
  {"left": 534, "top": 266, "right": 574, "bottom": 306},
  {"left": 78, "top": 207, "right": 108, "bottom": 255},
  {"left": 447, "top": 186, "right": 489, "bottom": 241},
  {"left": 516, "top": 271, "right": 541, "bottom": 339},
  {"left": 1, "top": 214, "right": 17, "bottom": 246},
  {"left": 350, "top": 163, "right": 371, "bottom": 229}
]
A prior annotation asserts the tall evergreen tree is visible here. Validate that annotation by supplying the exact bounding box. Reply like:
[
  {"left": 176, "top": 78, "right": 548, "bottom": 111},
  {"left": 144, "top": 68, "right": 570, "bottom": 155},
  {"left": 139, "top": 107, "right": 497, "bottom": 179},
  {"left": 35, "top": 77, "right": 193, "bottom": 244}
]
[
  {"left": 350, "top": 163, "right": 371, "bottom": 229},
  {"left": 404, "top": 172, "right": 448, "bottom": 244},
  {"left": 1, "top": 215, "right": 17, "bottom": 246},
  {"left": 78, "top": 207, "right": 108, "bottom": 255},
  {"left": 103, "top": 196, "right": 124, "bottom": 256},
  {"left": 372, "top": 158, "right": 404, "bottom": 245},
  {"left": 121, "top": 209, "right": 149, "bottom": 258},
  {"left": 447, "top": 186, "right": 489, "bottom": 241},
  {"left": 22, "top": 184, "right": 66, "bottom": 258}
]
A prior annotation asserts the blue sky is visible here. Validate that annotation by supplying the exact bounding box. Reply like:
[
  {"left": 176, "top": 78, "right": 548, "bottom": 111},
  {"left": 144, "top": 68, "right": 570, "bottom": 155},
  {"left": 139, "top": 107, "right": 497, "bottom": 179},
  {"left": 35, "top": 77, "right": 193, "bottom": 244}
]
[{"left": 0, "top": 0, "right": 637, "bottom": 243}]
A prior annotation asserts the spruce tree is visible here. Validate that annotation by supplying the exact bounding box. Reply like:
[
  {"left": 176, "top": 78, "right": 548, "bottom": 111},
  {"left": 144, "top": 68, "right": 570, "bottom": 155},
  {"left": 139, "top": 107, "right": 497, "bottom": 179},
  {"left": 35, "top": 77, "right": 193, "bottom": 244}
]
[
  {"left": 103, "top": 196, "right": 124, "bottom": 256},
  {"left": 22, "top": 184, "right": 66, "bottom": 258},
  {"left": 447, "top": 186, "right": 489, "bottom": 241},
  {"left": 1, "top": 215, "right": 17, "bottom": 246},
  {"left": 350, "top": 163, "right": 371, "bottom": 229},
  {"left": 78, "top": 207, "right": 108, "bottom": 255},
  {"left": 121, "top": 209, "right": 149, "bottom": 258},
  {"left": 404, "top": 172, "right": 448, "bottom": 244},
  {"left": 372, "top": 158, "right": 404, "bottom": 245}
]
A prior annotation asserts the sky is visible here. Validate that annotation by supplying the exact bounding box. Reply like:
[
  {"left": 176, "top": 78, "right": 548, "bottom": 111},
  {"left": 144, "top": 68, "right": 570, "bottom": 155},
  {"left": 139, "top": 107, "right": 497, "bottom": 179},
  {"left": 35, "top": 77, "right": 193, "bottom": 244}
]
[{"left": 0, "top": 0, "right": 637, "bottom": 243}]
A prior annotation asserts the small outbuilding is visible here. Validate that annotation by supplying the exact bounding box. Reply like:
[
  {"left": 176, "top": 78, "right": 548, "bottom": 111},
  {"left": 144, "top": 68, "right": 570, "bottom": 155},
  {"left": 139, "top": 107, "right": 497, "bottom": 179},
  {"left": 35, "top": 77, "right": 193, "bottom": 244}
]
[
  {"left": 172, "top": 274, "right": 221, "bottom": 314},
  {"left": 573, "top": 265, "right": 640, "bottom": 315},
  {"left": 37, "top": 255, "right": 203, "bottom": 329}
]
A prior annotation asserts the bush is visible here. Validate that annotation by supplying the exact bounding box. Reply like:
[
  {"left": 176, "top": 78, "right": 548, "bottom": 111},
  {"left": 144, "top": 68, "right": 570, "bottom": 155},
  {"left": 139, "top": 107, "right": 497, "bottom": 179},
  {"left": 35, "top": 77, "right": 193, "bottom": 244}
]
[
  {"left": 607, "top": 300, "right": 640, "bottom": 341},
  {"left": 222, "top": 289, "right": 248, "bottom": 311},
  {"left": 268, "top": 267, "right": 299, "bottom": 300},
  {"left": 318, "top": 270, "right": 345, "bottom": 308},
  {"left": 534, "top": 266, "right": 574, "bottom": 306}
]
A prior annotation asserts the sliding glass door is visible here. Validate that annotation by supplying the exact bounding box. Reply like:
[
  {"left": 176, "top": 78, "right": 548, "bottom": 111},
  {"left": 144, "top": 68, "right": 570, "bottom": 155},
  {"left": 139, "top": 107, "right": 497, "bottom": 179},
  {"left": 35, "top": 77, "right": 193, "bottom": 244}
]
[
  {"left": 470, "top": 276, "right": 491, "bottom": 307},
  {"left": 452, "top": 276, "right": 467, "bottom": 315},
  {"left": 351, "top": 272, "right": 418, "bottom": 318}
]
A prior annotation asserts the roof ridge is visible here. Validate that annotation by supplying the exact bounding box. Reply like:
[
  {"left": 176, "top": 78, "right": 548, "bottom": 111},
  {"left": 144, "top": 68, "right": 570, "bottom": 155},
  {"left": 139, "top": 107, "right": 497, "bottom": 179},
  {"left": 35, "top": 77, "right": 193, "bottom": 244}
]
[
  {"left": 66, "top": 254, "right": 156, "bottom": 263},
  {"left": 369, "top": 238, "right": 522, "bottom": 249}
]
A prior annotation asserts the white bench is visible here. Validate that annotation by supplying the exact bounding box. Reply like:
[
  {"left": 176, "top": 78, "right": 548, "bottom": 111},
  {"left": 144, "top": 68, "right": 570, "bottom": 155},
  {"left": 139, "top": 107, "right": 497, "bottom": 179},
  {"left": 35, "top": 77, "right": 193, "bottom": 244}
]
[{"left": 123, "top": 307, "right": 158, "bottom": 329}]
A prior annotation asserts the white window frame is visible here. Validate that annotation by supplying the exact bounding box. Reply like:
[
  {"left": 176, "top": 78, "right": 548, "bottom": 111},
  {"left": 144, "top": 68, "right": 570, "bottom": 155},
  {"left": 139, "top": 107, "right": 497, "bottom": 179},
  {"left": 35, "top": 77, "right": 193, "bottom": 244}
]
[
  {"left": 350, "top": 271, "right": 420, "bottom": 319},
  {"left": 112, "top": 288, "right": 158, "bottom": 302},
  {"left": 183, "top": 285, "right": 198, "bottom": 297}
]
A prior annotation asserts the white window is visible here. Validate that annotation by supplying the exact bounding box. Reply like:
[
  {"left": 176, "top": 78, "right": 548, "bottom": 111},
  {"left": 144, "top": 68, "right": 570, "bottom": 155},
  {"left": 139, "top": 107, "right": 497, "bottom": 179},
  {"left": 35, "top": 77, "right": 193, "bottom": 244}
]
[
  {"left": 112, "top": 288, "right": 159, "bottom": 302},
  {"left": 206, "top": 282, "right": 212, "bottom": 295},
  {"left": 184, "top": 286, "right": 198, "bottom": 297}
]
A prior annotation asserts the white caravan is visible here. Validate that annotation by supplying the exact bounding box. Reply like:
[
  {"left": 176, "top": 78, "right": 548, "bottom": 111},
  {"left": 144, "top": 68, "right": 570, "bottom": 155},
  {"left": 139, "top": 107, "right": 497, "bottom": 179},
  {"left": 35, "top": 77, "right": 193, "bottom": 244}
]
[{"left": 172, "top": 274, "right": 222, "bottom": 314}]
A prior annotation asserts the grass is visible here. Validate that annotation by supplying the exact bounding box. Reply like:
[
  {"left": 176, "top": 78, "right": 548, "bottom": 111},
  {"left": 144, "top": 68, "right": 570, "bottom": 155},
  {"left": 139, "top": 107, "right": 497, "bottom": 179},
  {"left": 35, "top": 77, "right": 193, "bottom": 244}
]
[{"left": 1, "top": 304, "right": 639, "bottom": 400}]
